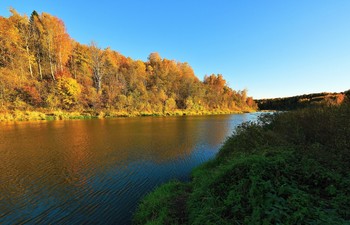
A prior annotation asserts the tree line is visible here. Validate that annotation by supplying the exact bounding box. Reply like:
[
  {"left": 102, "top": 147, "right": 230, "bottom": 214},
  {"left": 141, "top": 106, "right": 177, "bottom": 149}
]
[
  {"left": 256, "top": 92, "right": 348, "bottom": 111},
  {"left": 0, "top": 9, "right": 256, "bottom": 116}
]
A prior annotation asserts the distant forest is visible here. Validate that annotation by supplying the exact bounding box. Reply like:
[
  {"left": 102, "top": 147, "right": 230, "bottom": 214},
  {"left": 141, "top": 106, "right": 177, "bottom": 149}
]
[
  {"left": 0, "top": 9, "right": 256, "bottom": 118},
  {"left": 256, "top": 91, "right": 349, "bottom": 110}
]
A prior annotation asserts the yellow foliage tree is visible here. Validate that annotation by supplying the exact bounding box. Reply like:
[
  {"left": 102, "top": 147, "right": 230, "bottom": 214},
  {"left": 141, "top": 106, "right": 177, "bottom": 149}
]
[{"left": 57, "top": 77, "right": 81, "bottom": 109}]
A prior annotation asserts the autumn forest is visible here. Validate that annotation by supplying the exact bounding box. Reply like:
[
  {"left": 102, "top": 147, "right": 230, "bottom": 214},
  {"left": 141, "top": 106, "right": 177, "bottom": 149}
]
[{"left": 0, "top": 9, "right": 256, "bottom": 121}]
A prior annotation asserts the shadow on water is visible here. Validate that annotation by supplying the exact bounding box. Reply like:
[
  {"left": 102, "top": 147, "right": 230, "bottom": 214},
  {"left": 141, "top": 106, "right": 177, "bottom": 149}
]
[{"left": 0, "top": 113, "right": 261, "bottom": 224}]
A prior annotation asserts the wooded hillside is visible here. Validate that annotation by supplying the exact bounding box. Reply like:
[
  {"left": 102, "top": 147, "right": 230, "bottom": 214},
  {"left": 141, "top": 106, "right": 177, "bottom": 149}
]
[
  {"left": 0, "top": 9, "right": 256, "bottom": 119},
  {"left": 256, "top": 92, "right": 348, "bottom": 110}
]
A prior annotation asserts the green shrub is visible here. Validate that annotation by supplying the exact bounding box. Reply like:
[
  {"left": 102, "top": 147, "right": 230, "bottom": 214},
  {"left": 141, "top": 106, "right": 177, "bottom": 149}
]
[
  {"left": 133, "top": 103, "right": 350, "bottom": 224},
  {"left": 133, "top": 181, "right": 190, "bottom": 225},
  {"left": 188, "top": 151, "right": 350, "bottom": 225}
]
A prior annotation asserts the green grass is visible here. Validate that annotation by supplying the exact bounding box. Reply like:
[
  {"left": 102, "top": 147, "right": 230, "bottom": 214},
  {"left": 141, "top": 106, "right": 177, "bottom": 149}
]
[
  {"left": 133, "top": 103, "right": 350, "bottom": 224},
  {"left": 133, "top": 181, "right": 190, "bottom": 225}
]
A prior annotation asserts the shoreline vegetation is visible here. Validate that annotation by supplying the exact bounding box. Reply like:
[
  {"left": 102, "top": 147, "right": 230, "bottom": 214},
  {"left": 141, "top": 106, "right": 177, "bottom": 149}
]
[
  {"left": 2, "top": 7, "right": 350, "bottom": 225},
  {"left": 133, "top": 101, "right": 350, "bottom": 224},
  {"left": 0, "top": 9, "right": 257, "bottom": 122},
  {"left": 0, "top": 108, "right": 256, "bottom": 122},
  {"left": 3, "top": 89, "right": 348, "bottom": 122},
  {"left": 256, "top": 91, "right": 348, "bottom": 111}
]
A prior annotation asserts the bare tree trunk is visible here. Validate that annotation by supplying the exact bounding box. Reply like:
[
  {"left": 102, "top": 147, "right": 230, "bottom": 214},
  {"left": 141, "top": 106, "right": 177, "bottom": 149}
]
[
  {"left": 25, "top": 43, "right": 33, "bottom": 78},
  {"left": 93, "top": 66, "right": 102, "bottom": 93},
  {"left": 47, "top": 38, "right": 55, "bottom": 81},
  {"left": 0, "top": 84, "right": 4, "bottom": 107},
  {"left": 97, "top": 76, "right": 101, "bottom": 93},
  {"left": 49, "top": 55, "right": 55, "bottom": 80},
  {"left": 59, "top": 51, "right": 63, "bottom": 72},
  {"left": 90, "top": 41, "right": 103, "bottom": 93},
  {"left": 37, "top": 54, "right": 42, "bottom": 80},
  {"left": 70, "top": 55, "right": 77, "bottom": 79}
]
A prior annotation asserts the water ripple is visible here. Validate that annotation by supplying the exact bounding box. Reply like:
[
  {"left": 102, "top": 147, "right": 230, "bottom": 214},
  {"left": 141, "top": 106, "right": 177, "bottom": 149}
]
[{"left": 0, "top": 113, "right": 261, "bottom": 224}]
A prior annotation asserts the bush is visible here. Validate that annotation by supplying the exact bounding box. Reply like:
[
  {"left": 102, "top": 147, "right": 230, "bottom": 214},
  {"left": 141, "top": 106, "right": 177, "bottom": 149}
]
[
  {"left": 133, "top": 103, "right": 350, "bottom": 224},
  {"left": 133, "top": 181, "right": 190, "bottom": 225}
]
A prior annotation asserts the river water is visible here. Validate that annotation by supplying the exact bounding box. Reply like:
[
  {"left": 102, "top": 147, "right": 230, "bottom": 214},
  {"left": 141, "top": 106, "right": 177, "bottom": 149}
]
[{"left": 0, "top": 113, "right": 262, "bottom": 224}]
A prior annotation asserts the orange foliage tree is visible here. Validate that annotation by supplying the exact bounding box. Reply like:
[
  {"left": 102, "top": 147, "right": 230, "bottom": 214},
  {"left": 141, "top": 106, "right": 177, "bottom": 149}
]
[{"left": 0, "top": 8, "right": 257, "bottom": 114}]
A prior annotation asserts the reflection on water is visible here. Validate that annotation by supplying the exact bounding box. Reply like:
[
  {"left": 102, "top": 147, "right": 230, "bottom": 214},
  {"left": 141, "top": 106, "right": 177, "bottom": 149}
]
[{"left": 0, "top": 113, "right": 261, "bottom": 224}]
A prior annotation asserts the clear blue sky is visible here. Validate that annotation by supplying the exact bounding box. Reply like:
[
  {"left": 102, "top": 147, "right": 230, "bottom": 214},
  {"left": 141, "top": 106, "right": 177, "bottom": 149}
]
[{"left": 1, "top": 0, "right": 350, "bottom": 98}]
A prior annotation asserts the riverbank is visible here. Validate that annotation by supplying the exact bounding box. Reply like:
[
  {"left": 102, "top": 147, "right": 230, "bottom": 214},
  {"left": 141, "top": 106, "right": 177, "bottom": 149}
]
[
  {"left": 133, "top": 104, "right": 350, "bottom": 224},
  {"left": 0, "top": 109, "right": 256, "bottom": 122}
]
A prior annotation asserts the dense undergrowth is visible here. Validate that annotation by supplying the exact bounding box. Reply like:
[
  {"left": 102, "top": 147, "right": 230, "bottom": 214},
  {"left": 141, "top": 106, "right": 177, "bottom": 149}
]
[{"left": 133, "top": 103, "right": 350, "bottom": 224}]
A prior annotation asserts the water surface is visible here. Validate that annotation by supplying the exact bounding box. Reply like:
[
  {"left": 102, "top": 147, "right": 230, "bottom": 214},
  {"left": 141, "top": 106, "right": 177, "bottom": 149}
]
[{"left": 0, "top": 113, "right": 261, "bottom": 224}]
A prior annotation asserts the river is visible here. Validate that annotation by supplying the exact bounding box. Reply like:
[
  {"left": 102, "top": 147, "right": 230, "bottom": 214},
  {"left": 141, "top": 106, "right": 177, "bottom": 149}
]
[{"left": 0, "top": 113, "right": 262, "bottom": 224}]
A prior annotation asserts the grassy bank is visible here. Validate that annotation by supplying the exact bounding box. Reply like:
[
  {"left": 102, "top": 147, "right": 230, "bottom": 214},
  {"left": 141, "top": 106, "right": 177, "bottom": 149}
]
[
  {"left": 133, "top": 104, "right": 350, "bottom": 224},
  {"left": 0, "top": 108, "right": 255, "bottom": 122}
]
